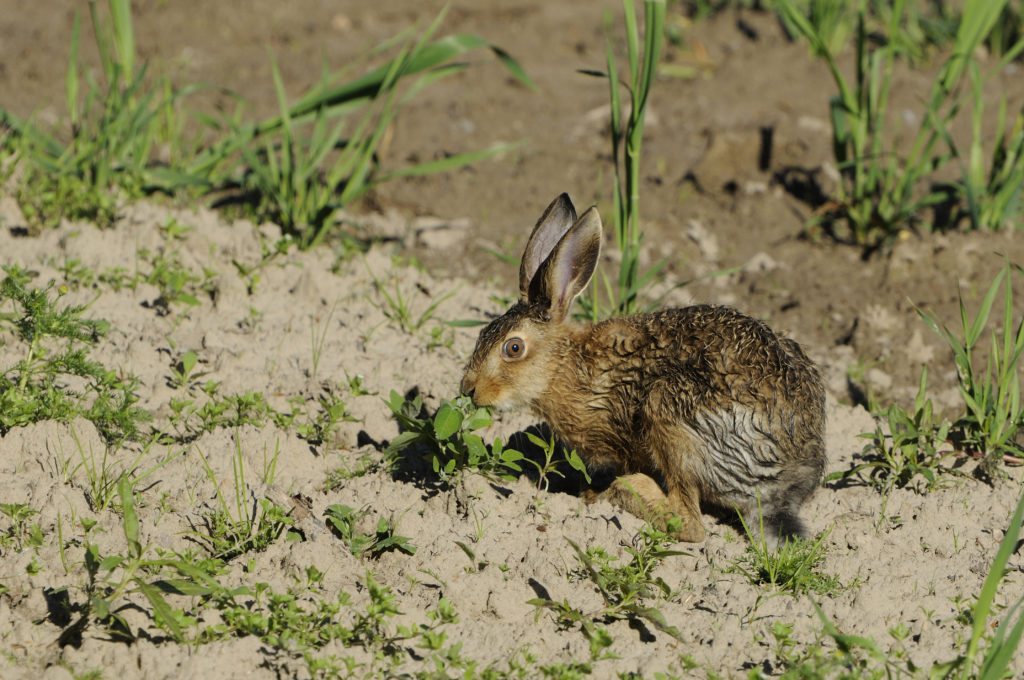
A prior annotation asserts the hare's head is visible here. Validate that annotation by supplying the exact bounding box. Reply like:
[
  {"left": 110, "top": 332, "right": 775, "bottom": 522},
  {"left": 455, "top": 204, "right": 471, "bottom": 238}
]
[{"left": 461, "top": 194, "right": 602, "bottom": 410}]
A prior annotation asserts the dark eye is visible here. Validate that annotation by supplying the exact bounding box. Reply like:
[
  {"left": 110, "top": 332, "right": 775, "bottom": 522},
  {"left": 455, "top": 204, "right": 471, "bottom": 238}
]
[{"left": 502, "top": 337, "right": 525, "bottom": 359}]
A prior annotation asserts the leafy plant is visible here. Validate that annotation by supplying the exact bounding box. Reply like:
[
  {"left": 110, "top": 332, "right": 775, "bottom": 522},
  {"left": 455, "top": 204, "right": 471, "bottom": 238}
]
[
  {"left": 66, "top": 477, "right": 223, "bottom": 644},
  {"left": 384, "top": 391, "right": 525, "bottom": 481},
  {"left": 836, "top": 365, "right": 957, "bottom": 494},
  {"left": 324, "top": 504, "right": 417, "bottom": 558},
  {"left": 529, "top": 519, "right": 690, "bottom": 644},
  {"left": 0, "top": 266, "right": 147, "bottom": 443},
  {"left": 918, "top": 261, "right": 1024, "bottom": 474},
  {"left": 580, "top": 0, "right": 669, "bottom": 318}
]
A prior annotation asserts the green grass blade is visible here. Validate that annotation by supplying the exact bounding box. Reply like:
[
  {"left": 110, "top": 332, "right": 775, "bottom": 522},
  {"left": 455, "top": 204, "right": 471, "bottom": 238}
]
[
  {"left": 962, "top": 484, "right": 1024, "bottom": 679},
  {"left": 375, "top": 142, "right": 523, "bottom": 182},
  {"left": 109, "top": 0, "right": 135, "bottom": 86}
]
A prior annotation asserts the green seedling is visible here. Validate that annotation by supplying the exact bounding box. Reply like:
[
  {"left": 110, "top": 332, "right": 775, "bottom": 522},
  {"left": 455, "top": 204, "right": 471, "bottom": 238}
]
[
  {"left": 295, "top": 388, "right": 356, "bottom": 447},
  {"left": 579, "top": 0, "right": 670, "bottom": 318},
  {"left": 0, "top": 503, "right": 41, "bottom": 553},
  {"left": 518, "top": 431, "right": 591, "bottom": 501},
  {"left": 66, "top": 477, "right": 223, "bottom": 644},
  {"left": 529, "top": 519, "right": 689, "bottom": 644},
  {"left": 193, "top": 440, "right": 295, "bottom": 560},
  {"left": 365, "top": 263, "right": 458, "bottom": 335},
  {"left": 324, "top": 504, "right": 417, "bottom": 558},
  {"left": 384, "top": 391, "right": 524, "bottom": 481},
  {"left": 836, "top": 365, "right": 958, "bottom": 494},
  {"left": 729, "top": 522, "right": 843, "bottom": 598},
  {"left": 168, "top": 350, "right": 201, "bottom": 389},
  {"left": 0, "top": 266, "right": 147, "bottom": 443},
  {"left": 324, "top": 453, "right": 379, "bottom": 490}
]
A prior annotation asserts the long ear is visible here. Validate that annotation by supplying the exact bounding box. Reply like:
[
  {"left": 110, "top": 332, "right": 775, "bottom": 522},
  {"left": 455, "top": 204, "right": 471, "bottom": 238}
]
[
  {"left": 530, "top": 206, "right": 602, "bottom": 323},
  {"left": 519, "top": 194, "right": 577, "bottom": 300}
]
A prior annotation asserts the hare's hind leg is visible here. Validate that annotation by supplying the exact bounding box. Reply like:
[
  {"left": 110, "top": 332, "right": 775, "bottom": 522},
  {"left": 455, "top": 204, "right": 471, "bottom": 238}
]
[{"left": 595, "top": 473, "right": 706, "bottom": 543}]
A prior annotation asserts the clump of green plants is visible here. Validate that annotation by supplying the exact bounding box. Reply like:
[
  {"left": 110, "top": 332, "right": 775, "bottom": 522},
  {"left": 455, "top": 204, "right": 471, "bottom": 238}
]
[
  {"left": 0, "top": 265, "right": 147, "bottom": 443},
  {"left": 323, "top": 504, "right": 417, "bottom": 558},
  {"left": 838, "top": 366, "right": 957, "bottom": 494},
  {"left": 778, "top": 0, "right": 1021, "bottom": 250},
  {"left": 192, "top": 440, "right": 297, "bottom": 561},
  {"left": 728, "top": 525, "right": 843, "bottom": 597},
  {"left": 918, "top": 260, "right": 1024, "bottom": 475},
  {"left": 62, "top": 478, "right": 224, "bottom": 645},
  {"left": 384, "top": 390, "right": 525, "bottom": 481},
  {"left": 1, "top": 0, "right": 198, "bottom": 229},
  {"left": 203, "top": 570, "right": 459, "bottom": 676},
  {"left": 1, "top": 2, "right": 533, "bottom": 249},
  {"left": 529, "top": 519, "right": 690, "bottom": 646}
]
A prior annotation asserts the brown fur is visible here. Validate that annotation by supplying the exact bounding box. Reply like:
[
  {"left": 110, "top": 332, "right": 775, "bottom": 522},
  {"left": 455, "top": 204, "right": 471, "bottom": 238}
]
[{"left": 461, "top": 195, "right": 826, "bottom": 544}]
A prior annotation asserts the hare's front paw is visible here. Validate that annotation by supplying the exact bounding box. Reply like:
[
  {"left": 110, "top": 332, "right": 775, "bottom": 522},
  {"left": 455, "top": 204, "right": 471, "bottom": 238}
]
[{"left": 583, "top": 473, "right": 707, "bottom": 543}]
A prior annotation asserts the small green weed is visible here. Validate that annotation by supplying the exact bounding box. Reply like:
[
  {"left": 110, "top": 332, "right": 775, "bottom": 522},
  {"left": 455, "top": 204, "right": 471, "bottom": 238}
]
[
  {"left": 193, "top": 440, "right": 295, "bottom": 561},
  {"left": 529, "top": 519, "right": 690, "bottom": 645},
  {"left": 65, "top": 477, "right": 224, "bottom": 644},
  {"left": 168, "top": 349, "right": 201, "bottom": 389},
  {"left": 728, "top": 525, "right": 843, "bottom": 598},
  {"left": 518, "top": 430, "right": 591, "bottom": 500},
  {"left": 0, "top": 503, "right": 42, "bottom": 554},
  {"left": 384, "top": 391, "right": 524, "bottom": 481},
  {"left": 0, "top": 266, "right": 147, "bottom": 443},
  {"left": 836, "top": 366, "right": 957, "bottom": 494},
  {"left": 324, "top": 504, "right": 417, "bottom": 558},
  {"left": 366, "top": 263, "right": 458, "bottom": 335},
  {"left": 324, "top": 453, "right": 379, "bottom": 490}
]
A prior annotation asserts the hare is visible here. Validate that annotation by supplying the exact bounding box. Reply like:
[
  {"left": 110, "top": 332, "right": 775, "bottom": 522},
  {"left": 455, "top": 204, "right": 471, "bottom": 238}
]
[{"left": 461, "top": 194, "right": 826, "bottom": 545}]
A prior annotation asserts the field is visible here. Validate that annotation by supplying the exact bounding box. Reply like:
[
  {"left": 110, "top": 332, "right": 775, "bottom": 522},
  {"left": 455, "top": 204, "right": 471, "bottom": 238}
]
[{"left": 1, "top": 2, "right": 1023, "bottom": 679}]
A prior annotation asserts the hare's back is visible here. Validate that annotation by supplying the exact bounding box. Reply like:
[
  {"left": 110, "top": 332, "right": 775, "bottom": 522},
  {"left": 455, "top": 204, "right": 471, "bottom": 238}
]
[{"left": 624, "top": 305, "right": 821, "bottom": 403}]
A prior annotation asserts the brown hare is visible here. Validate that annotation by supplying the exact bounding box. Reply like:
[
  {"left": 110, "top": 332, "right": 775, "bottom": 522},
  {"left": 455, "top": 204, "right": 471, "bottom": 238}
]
[{"left": 461, "top": 194, "right": 826, "bottom": 545}]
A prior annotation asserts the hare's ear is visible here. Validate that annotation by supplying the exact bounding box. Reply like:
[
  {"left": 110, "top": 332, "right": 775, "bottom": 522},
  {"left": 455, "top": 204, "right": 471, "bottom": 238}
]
[
  {"left": 531, "top": 206, "right": 602, "bottom": 323},
  {"left": 519, "top": 194, "right": 577, "bottom": 300}
]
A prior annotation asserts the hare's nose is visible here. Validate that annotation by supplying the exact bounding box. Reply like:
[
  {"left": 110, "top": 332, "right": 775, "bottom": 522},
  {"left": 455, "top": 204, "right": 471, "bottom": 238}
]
[{"left": 460, "top": 372, "right": 476, "bottom": 399}]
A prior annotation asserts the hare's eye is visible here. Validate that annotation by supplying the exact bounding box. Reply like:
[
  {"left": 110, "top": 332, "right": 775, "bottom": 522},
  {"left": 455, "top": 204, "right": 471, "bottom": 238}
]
[{"left": 502, "top": 337, "right": 525, "bottom": 359}]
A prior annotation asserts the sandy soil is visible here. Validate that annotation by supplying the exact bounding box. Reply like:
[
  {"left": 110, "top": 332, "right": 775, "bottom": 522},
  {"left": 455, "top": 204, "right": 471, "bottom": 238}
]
[{"left": 0, "top": 2, "right": 1023, "bottom": 679}]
